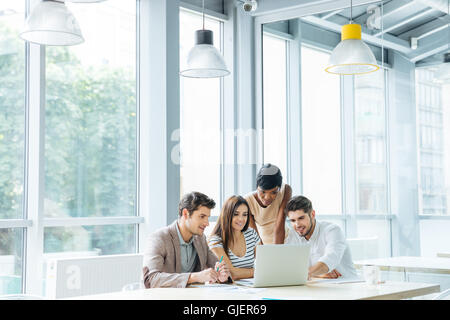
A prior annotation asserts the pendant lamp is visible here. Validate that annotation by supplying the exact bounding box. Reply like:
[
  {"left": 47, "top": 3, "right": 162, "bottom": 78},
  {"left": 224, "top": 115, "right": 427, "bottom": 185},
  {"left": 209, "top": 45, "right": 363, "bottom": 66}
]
[
  {"left": 20, "top": 0, "right": 83, "bottom": 46},
  {"left": 325, "top": 0, "right": 379, "bottom": 75},
  {"left": 180, "top": 0, "right": 230, "bottom": 78},
  {"left": 19, "top": 0, "right": 105, "bottom": 46}
]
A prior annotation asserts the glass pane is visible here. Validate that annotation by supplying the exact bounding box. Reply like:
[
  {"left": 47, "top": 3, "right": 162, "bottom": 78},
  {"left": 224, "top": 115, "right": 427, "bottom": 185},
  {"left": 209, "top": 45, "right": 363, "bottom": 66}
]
[
  {"left": 179, "top": 10, "right": 222, "bottom": 215},
  {"left": 44, "top": 0, "right": 137, "bottom": 218},
  {"left": 351, "top": 220, "right": 391, "bottom": 260},
  {"left": 263, "top": 34, "right": 287, "bottom": 177},
  {"left": 420, "top": 220, "right": 450, "bottom": 257},
  {"left": 301, "top": 45, "right": 342, "bottom": 215},
  {"left": 354, "top": 70, "right": 388, "bottom": 214},
  {"left": 416, "top": 67, "right": 450, "bottom": 215},
  {"left": 0, "top": 1, "right": 25, "bottom": 220},
  {"left": 44, "top": 224, "right": 136, "bottom": 255},
  {"left": 0, "top": 228, "right": 24, "bottom": 294}
]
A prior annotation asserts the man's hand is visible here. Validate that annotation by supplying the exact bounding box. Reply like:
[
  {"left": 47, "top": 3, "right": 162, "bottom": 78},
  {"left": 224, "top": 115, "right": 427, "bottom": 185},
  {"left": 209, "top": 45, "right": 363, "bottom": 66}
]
[
  {"left": 190, "top": 268, "right": 220, "bottom": 284},
  {"left": 215, "top": 261, "right": 231, "bottom": 283},
  {"left": 315, "top": 269, "right": 342, "bottom": 279}
]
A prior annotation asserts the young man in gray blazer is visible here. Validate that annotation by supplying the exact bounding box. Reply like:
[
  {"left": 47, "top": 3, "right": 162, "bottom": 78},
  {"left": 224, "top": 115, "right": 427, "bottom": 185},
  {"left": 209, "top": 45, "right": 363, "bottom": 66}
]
[{"left": 143, "top": 192, "right": 231, "bottom": 288}]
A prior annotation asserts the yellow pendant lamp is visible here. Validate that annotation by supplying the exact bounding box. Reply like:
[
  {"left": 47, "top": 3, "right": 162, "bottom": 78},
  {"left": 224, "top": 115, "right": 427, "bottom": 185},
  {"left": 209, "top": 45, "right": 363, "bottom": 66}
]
[{"left": 325, "top": 2, "right": 380, "bottom": 75}]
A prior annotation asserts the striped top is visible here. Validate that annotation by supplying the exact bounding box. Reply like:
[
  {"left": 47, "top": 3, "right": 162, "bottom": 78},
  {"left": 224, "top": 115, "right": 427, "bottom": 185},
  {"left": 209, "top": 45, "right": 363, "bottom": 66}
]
[{"left": 208, "top": 228, "right": 261, "bottom": 269}]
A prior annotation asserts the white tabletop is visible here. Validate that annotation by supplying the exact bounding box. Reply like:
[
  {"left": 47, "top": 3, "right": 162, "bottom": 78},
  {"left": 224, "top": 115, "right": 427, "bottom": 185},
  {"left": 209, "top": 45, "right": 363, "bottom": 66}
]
[
  {"left": 68, "top": 280, "right": 440, "bottom": 300},
  {"left": 354, "top": 256, "right": 450, "bottom": 274}
]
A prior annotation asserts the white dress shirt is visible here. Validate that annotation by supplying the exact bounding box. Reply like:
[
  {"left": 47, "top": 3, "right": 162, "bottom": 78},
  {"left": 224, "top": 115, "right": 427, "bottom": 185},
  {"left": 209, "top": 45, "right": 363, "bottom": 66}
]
[{"left": 285, "top": 220, "right": 358, "bottom": 279}]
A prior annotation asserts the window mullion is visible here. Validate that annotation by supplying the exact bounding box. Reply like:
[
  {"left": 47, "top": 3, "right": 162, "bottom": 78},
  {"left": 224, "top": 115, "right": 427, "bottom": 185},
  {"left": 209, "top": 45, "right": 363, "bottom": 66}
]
[{"left": 24, "top": 39, "right": 46, "bottom": 295}]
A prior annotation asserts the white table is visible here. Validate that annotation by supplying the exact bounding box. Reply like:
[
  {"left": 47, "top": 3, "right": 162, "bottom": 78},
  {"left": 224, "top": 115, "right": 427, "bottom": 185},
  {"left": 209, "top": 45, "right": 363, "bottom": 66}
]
[
  {"left": 69, "top": 280, "right": 440, "bottom": 300},
  {"left": 355, "top": 256, "right": 450, "bottom": 275}
]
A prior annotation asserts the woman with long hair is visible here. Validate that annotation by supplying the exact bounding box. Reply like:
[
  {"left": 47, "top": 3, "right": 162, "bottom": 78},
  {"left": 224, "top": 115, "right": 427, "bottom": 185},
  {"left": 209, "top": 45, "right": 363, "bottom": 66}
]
[{"left": 208, "top": 195, "right": 261, "bottom": 280}]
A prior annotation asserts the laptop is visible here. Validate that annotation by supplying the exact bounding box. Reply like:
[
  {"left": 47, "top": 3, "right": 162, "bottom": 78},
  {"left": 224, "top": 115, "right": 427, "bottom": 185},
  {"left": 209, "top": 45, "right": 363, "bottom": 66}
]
[{"left": 236, "top": 244, "right": 310, "bottom": 288}]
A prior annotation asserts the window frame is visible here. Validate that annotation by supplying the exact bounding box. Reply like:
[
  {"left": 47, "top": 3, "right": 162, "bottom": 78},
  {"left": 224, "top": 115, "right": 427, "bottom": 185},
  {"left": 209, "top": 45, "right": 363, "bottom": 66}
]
[
  {"left": 178, "top": 6, "right": 228, "bottom": 222},
  {"left": 0, "top": 0, "right": 232, "bottom": 295},
  {"left": 255, "top": 5, "right": 394, "bottom": 256},
  {"left": 0, "top": 0, "right": 143, "bottom": 295}
]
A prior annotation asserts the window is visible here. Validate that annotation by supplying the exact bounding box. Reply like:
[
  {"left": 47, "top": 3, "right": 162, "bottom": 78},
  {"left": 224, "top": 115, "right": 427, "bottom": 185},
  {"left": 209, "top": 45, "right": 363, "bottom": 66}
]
[
  {"left": 44, "top": 0, "right": 137, "bottom": 256},
  {"left": 416, "top": 66, "right": 450, "bottom": 257},
  {"left": 0, "top": 0, "right": 26, "bottom": 294},
  {"left": 262, "top": 34, "right": 288, "bottom": 177},
  {"left": 354, "top": 70, "right": 388, "bottom": 214},
  {"left": 179, "top": 9, "right": 222, "bottom": 216},
  {"left": 416, "top": 68, "right": 449, "bottom": 215},
  {"left": 300, "top": 45, "right": 342, "bottom": 215}
]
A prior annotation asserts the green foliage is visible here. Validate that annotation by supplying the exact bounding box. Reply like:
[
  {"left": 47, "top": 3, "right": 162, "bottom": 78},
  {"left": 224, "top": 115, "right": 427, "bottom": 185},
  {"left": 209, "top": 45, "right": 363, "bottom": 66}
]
[
  {"left": 1, "top": 22, "right": 137, "bottom": 257},
  {"left": 0, "top": 23, "right": 25, "bottom": 222}
]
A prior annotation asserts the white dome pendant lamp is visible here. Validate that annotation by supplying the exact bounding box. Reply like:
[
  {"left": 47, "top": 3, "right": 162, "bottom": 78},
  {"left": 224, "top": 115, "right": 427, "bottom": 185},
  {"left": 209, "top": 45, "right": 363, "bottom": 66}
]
[
  {"left": 325, "top": 0, "right": 379, "bottom": 75},
  {"left": 19, "top": 0, "right": 84, "bottom": 46},
  {"left": 180, "top": 0, "right": 230, "bottom": 78}
]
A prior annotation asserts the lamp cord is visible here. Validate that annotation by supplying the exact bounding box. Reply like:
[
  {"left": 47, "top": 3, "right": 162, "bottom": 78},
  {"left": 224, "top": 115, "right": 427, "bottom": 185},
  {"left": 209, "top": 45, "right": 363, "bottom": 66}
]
[
  {"left": 350, "top": 0, "right": 353, "bottom": 23},
  {"left": 382, "top": 0, "right": 384, "bottom": 70},
  {"left": 202, "top": 0, "right": 205, "bottom": 30}
]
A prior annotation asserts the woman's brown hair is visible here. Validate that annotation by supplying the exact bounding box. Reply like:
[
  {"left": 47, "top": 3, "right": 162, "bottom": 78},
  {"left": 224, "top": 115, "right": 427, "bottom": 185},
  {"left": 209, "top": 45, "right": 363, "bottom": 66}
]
[{"left": 211, "top": 195, "right": 251, "bottom": 255}]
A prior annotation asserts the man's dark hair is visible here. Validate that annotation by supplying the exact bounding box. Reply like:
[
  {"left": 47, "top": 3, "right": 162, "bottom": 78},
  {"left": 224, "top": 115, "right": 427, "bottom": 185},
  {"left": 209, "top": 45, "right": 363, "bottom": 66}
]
[
  {"left": 285, "top": 195, "right": 313, "bottom": 215},
  {"left": 256, "top": 163, "right": 282, "bottom": 190},
  {"left": 178, "top": 191, "right": 216, "bottom": 217}
]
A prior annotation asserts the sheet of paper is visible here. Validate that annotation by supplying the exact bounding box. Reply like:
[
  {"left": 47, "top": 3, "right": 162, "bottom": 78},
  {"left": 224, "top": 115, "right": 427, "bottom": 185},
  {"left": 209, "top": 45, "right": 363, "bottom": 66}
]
[
  {"left": 309, "top": 278, "right": 365, "bottom": 284},
  {"left": 190, "top": 283, "right": 239, "bottom": 289},
  {"left": 261, "top": 296, "right": 315, "bottom": 300},
  {"left": 236, "top": 287, "right": 265, "bottom": 294},
  {"left": 234, "top": 278, "right": 254, "bottom": 286}
]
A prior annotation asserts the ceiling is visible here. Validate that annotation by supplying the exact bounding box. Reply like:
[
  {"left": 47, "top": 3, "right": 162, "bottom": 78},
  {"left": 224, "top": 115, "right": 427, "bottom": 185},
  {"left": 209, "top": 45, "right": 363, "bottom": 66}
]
[{"left": 257, "top": 0, "right": 450, "bottom": 66}]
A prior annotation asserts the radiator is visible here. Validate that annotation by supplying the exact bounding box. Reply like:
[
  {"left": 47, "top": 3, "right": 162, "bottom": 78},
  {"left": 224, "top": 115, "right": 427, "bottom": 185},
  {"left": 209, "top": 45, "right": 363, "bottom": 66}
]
[{"left": 45, "top": 253, "right": 144, "bottom": 299}]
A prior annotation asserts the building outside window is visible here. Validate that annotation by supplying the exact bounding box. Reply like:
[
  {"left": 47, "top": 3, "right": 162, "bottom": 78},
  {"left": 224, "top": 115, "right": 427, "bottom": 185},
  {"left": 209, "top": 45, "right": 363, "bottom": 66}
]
[
  {"left": 416, "top": 66, "right": 450, "bottom": 258},
  {"left": 353, "top": 69, "right": 391, "bottom": 259},
  {"left": 354, "top": 70, "right": 388, "bottom": 215},
  {"left": 416, "top": 68, "right": 448, "bottom": 215}
]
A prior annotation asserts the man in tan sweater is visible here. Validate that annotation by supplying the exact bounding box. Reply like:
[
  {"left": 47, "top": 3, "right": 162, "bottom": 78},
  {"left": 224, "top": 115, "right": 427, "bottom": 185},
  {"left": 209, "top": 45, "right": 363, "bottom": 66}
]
[{"left": 143, "top": 192, "right": 231, "bottom": 288}]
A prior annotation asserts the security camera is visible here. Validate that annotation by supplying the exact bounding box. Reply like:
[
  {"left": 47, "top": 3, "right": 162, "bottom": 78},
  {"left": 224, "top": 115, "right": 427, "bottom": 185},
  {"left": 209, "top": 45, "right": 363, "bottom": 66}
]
[{"left": 241, "top": 0, "right": 258, "bottom": 12}]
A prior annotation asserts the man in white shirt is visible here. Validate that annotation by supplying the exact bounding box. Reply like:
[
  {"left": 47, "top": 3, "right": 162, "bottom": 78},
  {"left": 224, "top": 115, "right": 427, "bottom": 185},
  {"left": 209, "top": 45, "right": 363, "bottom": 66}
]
[{"left": 284, "top": 195, "right": 358, "bottom": 279}]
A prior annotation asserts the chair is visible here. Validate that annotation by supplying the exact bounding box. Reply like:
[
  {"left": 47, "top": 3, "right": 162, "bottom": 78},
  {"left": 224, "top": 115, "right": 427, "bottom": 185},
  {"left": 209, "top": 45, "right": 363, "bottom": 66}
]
[{"left": 432, "top": 288, "right": 450, "bottom": 300}]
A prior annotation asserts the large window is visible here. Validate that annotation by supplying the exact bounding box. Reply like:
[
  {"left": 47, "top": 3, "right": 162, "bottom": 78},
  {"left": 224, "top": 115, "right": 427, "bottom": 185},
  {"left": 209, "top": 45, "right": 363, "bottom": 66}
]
[
  {"left": 301, "top": 45, "right": 342, "bottom": 216},
  {"left": 262, "top": 34, "right": 287, "bottom": 177},
  {"left": 179, "top": 9, "right": 222, "bottom": 217},
  {"left": 416, "top": 68, "right": 449, "bottom": 215},
  {"left": 354, "top": 71, "right": 388, "bottom": 214},
  {"left": 44, "top": 0, "right": 137, "bottom": 258},
  {"left": 0, "top": 0, "right": 26, "bottom": 295},
  {"left": 416, "top": 66, "right": 450, "bottom": 257},
  {"left": 353, "top": 70, "right": 390, "bottom": 259}
]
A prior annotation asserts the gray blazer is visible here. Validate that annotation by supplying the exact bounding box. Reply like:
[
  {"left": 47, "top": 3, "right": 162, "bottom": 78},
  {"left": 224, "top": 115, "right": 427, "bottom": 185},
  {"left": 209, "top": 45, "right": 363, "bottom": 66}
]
[{"left": 143, "top": 220, "right": 219, "bottom": 288}]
